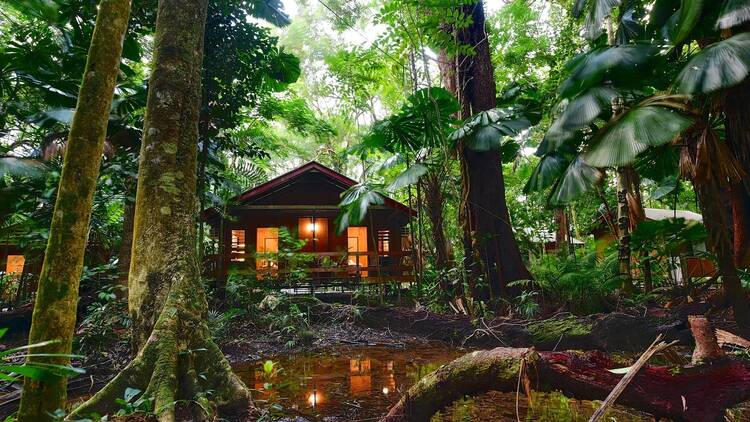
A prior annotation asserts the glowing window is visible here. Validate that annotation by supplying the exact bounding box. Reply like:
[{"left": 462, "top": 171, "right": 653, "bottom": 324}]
[
  {"left": 230, "top": 230, "right": 246, "bottom": 262},
  {"left": 5, "top": 255, "right": 24, "bottom": 274},
  {"left": 256, "top": 227, "right": 279, "bottom": 275},
  {"left": 377, "top": 230, "right": 390, "bottom": 255}
]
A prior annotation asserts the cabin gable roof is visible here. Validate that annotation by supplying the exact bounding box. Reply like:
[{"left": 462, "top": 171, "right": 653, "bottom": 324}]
[{"left": 202, "top": 161, "right": 414, "bottom": 220}]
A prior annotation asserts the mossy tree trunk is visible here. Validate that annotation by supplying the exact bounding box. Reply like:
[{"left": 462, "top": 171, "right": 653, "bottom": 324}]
[
  {"left": 17, "top": 1, "right": 132, "bottom": 420},
  {"left": 69, "top": 0, "right": 250, "bottom": 420},
  {"left": 381, "top": 346, "right": 750, "bottom": 422}
]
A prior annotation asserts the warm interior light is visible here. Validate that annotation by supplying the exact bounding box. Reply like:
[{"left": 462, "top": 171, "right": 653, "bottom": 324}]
[
  {"left": 307, "top": 222, "right": 317, "bottom": 233},
  {"left": 307, "top": 390, "right": 320, "bottom": 407},
  {"left": 382, "top": 387, "right": 389, "bottom": 395}
]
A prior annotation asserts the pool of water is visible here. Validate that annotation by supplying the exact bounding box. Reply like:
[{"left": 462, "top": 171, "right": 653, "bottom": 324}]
[{"left": 233, "top": 345, "right": 656, "bottom": 422}]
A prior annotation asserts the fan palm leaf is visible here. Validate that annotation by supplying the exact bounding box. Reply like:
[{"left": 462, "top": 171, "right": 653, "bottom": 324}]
[
  {"left": 524, "top": 154, "right": 569, "bottom": 193},
  {"left": 584, "top": 104, "right": 693, "bottom": 167},
  {"left": 717, "top": 0, "right": 750, "bottom": 29},
  {"left": 549, "top": 156, "right": 603, "bottom": 205},
  {"left": 677, "top": 32, "right": 750, "bottom": 94},
  {"left": 559, "top": 44, "right": 657, "bottom": 98}
]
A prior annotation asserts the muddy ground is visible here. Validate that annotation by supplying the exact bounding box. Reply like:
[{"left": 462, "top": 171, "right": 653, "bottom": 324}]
[{"left": 0, "top": 297, "right": 738, "bottom": 419}]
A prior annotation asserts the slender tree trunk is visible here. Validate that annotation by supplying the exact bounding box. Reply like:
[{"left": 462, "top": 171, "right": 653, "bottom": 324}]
[
  {"left": 70, "top": 1, "right": 250, "bottom": 420},
  {"left": 694, "top": 178, "right": 750, "bottom": 329},
  {"left": 422, "top": 171, "right": 450, "bottom": 292},
  {"left": 17, "top": 1, "right": 132, "bottom": 419},
  {"left": 439, "top": 2, "right": 530, "bottom": 301},
  {"left": 117, "top": 190, "right": 135, "bottom": 296},
  {"left": 554, "top": 207, "right": 569, "bottom": 255},
  {"left": 725, "top": 79, "right": 750, "bottom": 268},
  {"left": 616, "top": 166, "right": 635, "bottom": 293}
]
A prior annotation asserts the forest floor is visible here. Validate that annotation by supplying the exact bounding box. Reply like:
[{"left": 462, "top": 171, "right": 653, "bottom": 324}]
[{"left": 0, "top": 295, "right": 745, "bottom": 419}]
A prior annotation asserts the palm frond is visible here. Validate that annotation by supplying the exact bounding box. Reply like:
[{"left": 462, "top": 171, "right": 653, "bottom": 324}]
[
  {"left": 717, "top": 0, "right": 750, "bottom": 29},
  {"left": 559, "top": 44, "right": 657, "bottom": 98},
  {"left": 669, "top": 0, "right": 704, "bottom": 45},
  {"left": 524, "top": 154, "right": 569, "bottom": 193},
  {"left": 584, "top": 105, "right": 693, "bottom": 167},
  {"left": 550, "top": 156, "right": 603, "bottom": 205},
  {"left": 677, "top": 32, "right": 750, "bottom": 94}
]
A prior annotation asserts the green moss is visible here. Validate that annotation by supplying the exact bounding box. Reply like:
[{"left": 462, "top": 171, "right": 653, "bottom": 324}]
[{"left": 528, "top": 316, "right": 593, "bottom": 344}]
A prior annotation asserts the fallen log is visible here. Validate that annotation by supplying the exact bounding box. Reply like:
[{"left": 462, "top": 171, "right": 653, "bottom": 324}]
[
  {"left": 359, "top": 306, "right": 696, "bottom": 352},
  {"left": 380, "top": 347, "right": 750, "bottom": 422}
]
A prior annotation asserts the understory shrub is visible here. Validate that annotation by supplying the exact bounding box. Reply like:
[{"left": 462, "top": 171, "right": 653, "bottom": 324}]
[{"left": 513, "top": 248, "right": 620, "bottom": 315}]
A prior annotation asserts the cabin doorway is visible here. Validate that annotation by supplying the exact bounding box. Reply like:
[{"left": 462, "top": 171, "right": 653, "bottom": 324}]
[
  {"left": 347, "top": 227, "right": 368, "bottom": 276},
  {"left": 256, "top": 227, "right": 279, "bottom": 278}
]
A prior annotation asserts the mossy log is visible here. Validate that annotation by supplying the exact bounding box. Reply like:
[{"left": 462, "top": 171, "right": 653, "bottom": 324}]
[
  {"left": 380, "top": 347, "right": 750, "bottom": 422},
  {"left": 17, "top": 0, "right": 132, "bottom": 420},
  {"left": 67, "top": 0, "right": 251, "bottom": 420}
]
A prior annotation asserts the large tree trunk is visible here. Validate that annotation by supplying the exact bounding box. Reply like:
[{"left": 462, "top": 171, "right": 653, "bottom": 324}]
[
  {"left": 69, "top": 1, "right": 250, "bottom": 420},
  {"left": 725, "top": 79, "right": 750, "bottom": 268},
  {"left": 381, "top": 346, "right": 750, "bottom": 422},
  {"left": 439, "top": 2, "right": 531, "bottom": 301},
  {"left": 694, "top": 178, "right": 750, "bottom": 329},
  {"left": 17, "top": 1, "right": 132, "bottom": 420}
]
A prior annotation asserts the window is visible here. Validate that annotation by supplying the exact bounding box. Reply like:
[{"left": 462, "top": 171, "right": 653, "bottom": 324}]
[
  {"left": 347, "top": 227, "right": 368, "bottom": 276},
  {"left": 230, "top": 230, "right": 246, "bottom": 262},
  {"left": 298, "top": 217, "right": 328, "bottom": 251},
  {"left": 5, "top": 255, "right": 24, "bottom": 274},
  {"left": 377, "top": 230, "right": 390, "bottom": 256},
  {"left": 256, "top": 227, "right": 279, "bottom": 276}
]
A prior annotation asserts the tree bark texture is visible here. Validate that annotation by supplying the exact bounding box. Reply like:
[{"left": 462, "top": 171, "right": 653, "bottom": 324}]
[
  {"left": 439, "top": 2, "right": 531, "bottom": 301},
  {"left": 17, "top": 1, "right": 132, "bottom": 420},
  {"left": 725, "top": 79, "right": 750, "bottom": 268},
  {"left": 117, "top": 192, "right": 135, "bottom": 296},
  {"left": 380, "top": 347, "right": 750, "bottom": 422},
  {"left": 69, "top": 1, "right": 250, "bottom": 420},
  {"left": 694, "top": 178, "right": 750, "bottom": 329},
  {"left": 422, "top": 171, "right": 450, "bottom": 284},
  {"left": 127, "top": 0, "right": 206, "bottom": 351}
]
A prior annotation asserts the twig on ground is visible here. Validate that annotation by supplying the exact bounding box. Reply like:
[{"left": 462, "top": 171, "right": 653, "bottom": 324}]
[{"left": 588, "top": 334, "right": 678, "bottom": 422}]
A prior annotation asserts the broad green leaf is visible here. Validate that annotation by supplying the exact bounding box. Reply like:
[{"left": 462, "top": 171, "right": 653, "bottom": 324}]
[
  {"left": 668, "top": 0, "right": 704, "bottom": 44},
  {"left": 251, "top": 0, "right": 291, "bottom": 27},
  {"left": 388, "top": 164, "right": 428, "bottom": 191},
  {"left": 560, "top": 45, "right": 657, "bottom": 98},
  {"left": 0, "top": 157, "right": 45, "bottom": 179},
  {"left": 650, "top": 176, "right": 679, "bottom": 200},
  {"left": 677, "top": 33, "right": 750, "bottom": 94},
  {"left": 547, "top": 87, "right": 618, "bottom": 141},
  {"left": 584, "top": 106, "right": 692, "bottom": 167},
  {"left": 124, "top": 387, "right": 141, "bottom": 402},
  {"left": 717, "top": 0, "right": 750, "bottom": 29},
  {"left": 524, "top": 154, "right": 569, "bottom": 193},
  {"left": 263, "top": 360, "right": 274, "bottom": 374},
  {"left": 550, "top": 156, "right": 603, "bottom": 205},
  {"left": 576, "top": 0, "right": 624, "bottom": 40}
]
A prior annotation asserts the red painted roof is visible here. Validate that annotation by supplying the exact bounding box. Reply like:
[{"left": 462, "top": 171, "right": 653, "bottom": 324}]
[{"left": 201, "top": 161, "right": 415, "bottom": 220}]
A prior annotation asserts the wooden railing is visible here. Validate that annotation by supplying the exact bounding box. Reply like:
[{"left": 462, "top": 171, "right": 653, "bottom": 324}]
[{"left": 203, "top": 251, "right": 414, "bottom": 285}]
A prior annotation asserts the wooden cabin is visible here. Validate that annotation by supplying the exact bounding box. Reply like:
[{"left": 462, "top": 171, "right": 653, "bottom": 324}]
[
  {"left": 202, "top": 161, "right": 415, "bottom": 285},
  {"left": 591, "top": 208, "right": 715, "bottom": 282}
]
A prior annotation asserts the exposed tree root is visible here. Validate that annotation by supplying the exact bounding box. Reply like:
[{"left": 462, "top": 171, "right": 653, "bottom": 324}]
[
  {"left": 67, "top": 275, "right": 250, "bottom": 422},
  {"left": 380, "top": 347, "right": 750, "bottom": 422}
]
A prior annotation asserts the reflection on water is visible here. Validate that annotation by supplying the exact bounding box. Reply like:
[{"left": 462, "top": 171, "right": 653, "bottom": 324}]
[
  {"left": 234, "top": 346, "right": 462, "bottom": 421},
  {"left": 233, "top": 346, "right": 654, "bottom": 422}
]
